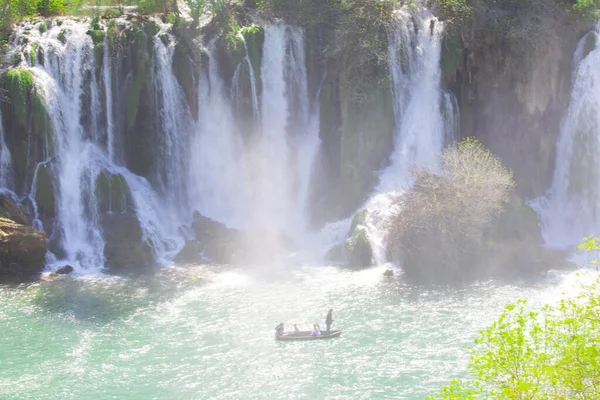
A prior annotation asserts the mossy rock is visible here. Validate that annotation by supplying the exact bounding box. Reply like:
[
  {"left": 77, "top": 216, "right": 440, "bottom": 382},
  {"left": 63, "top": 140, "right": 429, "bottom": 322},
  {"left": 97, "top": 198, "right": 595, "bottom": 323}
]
[
  {"left": 441, "top": 33, "right": 463, "bottom": 87},
  {"left": 343, "top": 225, "right": 373, "bottom": 269},
  {"left": 240, "top": 25, "right": 264, "bottom": 94},
  {"left": 582, "top": 33, "right": 597, "bottom": 60},
  {"left": 339, "top": 77, "right": 395, "bottom": 209},
  {"left": 95, "top": 171, "right": 132, "bottom": 214},
  {"left": 350, "top": 209, "right": 368, "bottom": 233},
  {"left": 125, "top": 29, "right": 152, "bottom": 131},
  {"left": 34, "top": 163, "right": 56, "bottom": 221},
  {"left": 3, "top": 69, "right": 34, "bottom": 127}
]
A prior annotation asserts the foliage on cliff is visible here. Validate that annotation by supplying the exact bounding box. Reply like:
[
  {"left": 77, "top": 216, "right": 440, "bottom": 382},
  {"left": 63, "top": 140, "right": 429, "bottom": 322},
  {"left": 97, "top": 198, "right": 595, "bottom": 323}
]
[
  {"left": 429, "top": 270, "right": 600, "bottom": 399},
  {"left": 432, "top": 0, "right": 598, "bottom": 49}
]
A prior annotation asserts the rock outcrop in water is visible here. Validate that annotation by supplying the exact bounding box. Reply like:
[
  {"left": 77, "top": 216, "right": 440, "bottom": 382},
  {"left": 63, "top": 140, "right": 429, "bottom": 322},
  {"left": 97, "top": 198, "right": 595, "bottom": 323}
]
[
  {"left": 177, "top": 211, "right": 295, "bottom": 265},
  {"left": 0, "top": 196, "right": 47, "bottom": 283}
]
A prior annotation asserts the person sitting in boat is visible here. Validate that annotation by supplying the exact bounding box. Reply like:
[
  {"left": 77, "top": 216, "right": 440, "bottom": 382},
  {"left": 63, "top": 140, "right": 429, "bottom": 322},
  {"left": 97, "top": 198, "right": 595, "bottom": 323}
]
[
  {"left": 275, "top": 322, "right": 284, "bottom": 336},
  {"left": 311, "top": 323, "right": 321, "bottom": 337}
]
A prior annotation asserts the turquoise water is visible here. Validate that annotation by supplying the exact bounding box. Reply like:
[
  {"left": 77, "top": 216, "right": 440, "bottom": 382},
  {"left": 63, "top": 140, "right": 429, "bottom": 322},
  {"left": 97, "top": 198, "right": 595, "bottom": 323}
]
[{"left": 0, "top": 265, "right": 584, "bottom": 399}]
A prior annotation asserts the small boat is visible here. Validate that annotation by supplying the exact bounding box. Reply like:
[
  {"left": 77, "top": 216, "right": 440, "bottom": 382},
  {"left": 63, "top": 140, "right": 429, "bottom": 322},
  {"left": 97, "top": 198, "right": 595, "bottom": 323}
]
[{"left": 275, "top": 330, "right": 342, "bottom": 341}]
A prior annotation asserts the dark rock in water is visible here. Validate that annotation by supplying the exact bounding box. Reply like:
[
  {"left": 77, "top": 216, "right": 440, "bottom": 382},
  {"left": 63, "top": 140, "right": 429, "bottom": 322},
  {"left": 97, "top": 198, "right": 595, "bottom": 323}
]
[
  {"left": 101, "top": 213, "right": 154, "bottom": 272},
  {"left": 0, "top": 217, "right": 47, "bottom": 283},
  {"left": 383, "top": 270, "right": 394, "bottom": 277},
  {"left": 325, "top": 244, "right": 344, "bottom": 264},
  {"left": 174, "top": 240, "right": 204, "bottom": 264},
  {"left": 56, "top": 265, "right": 74, "bottom": 275},
  {"left": 187, "top": 211, "right": 295, "bottom": 265}
]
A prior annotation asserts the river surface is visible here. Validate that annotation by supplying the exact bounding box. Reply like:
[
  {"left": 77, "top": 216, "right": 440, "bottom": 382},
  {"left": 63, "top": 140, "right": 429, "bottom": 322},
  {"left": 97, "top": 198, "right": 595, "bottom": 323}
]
[{"left": 0, "top": 265, "right": 589, "bottom": 399}]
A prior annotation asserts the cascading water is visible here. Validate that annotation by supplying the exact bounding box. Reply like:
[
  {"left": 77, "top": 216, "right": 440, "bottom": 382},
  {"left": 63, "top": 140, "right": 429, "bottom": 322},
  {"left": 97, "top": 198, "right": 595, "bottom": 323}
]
[
  {"left": 13, "top": 19, "right": 183, "bottom": 271},
  {"left": 188, "top": 45, "right": 247, "bottom": 227},
  {"left": 254, "top": 24, "right": 319, "bottom": 237},
  {"left": 0, "top": 107, "right": 12, "bottom": 189},
  {"left": 103, "top": 37, "right": 116, "bottom": 163},
  {"left": 533, "top": 22, "right": 600, "bottom": 249},
  {"left": 189, "top": 25, "right": 320, "bottom": 244},
  {"left": 319, "top": 7, "right": 448, "bottom": 263},
  {"left": 152, "top": 24, "right": 191, "bottom": 217},
  {"left": 240, "top": 35, "right": 260, "bottom": 122}
]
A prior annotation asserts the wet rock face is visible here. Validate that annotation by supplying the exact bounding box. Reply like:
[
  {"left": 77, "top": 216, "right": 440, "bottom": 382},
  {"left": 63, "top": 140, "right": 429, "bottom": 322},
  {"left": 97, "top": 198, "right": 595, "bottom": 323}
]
[
  {"left": 101, "top": 213, "right": 155, "bottom": 272},
  {"left": 444, "top": 31, "right": 576, "bottom": 198}
]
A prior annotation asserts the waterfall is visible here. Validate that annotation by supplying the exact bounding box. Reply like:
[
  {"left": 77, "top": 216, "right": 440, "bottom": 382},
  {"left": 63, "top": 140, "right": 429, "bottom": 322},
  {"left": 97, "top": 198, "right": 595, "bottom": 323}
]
[
  {"left": 188, "top": 45, "right": 247, "bottom": 227},
  {"left": 19, "top": 20, "right": 182, "bottom": 271},
  {"left": 103, "top": 37, "right": 116, "bottom": 163},
  {"left": 533, "top": 22, "right": 600, "bottom": 249},
  {"left": 189, "top": 25, "right": 319, "bottom": 242},
  {"left": 152, "top": 25, "right": 191, "bottom": 217},
  {"left": 0, "top": 107, "right": 12, "bottom": 189},
  {"left": 240, "top": 35, "right": 260, "bottom": 122},
  {"left": 255, "top": 24, "right": 318, "bottom": 237},
  {"left": 443, "top": 91, "right": 461, "bottom": 145},
  {"left": 319, "top": 7, "right": 447, "bottom": 263}
]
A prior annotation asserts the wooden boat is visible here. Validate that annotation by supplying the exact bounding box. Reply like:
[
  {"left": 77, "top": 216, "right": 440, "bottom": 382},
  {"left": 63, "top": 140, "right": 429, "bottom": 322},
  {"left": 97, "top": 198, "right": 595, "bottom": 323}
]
[{"left": 275, "top": 330, "right": 342, "bottom": 341}]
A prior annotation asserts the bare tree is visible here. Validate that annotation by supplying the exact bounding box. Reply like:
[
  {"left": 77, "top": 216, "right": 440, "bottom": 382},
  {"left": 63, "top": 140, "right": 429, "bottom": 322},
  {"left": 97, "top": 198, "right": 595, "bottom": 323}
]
[{"left": 388, "top": 138, "right": 515, "bottom": 281}]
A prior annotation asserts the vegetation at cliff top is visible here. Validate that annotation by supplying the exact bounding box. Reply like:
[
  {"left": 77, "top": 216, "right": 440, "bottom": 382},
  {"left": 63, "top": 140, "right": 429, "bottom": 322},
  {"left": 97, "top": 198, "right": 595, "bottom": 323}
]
[{"left": 432, "top": 0, "right": 600, "bottom": 49}]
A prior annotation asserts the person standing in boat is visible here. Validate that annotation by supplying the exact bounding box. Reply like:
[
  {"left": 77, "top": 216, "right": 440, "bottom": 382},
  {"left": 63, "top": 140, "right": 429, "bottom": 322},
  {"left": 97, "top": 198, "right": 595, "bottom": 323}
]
[{"left": 325, "top": 309, "right": 333, "bottom": 333}]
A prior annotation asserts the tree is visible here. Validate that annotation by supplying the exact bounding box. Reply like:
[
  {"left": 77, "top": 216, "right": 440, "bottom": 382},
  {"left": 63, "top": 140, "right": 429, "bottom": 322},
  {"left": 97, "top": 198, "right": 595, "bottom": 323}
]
[
  {"left": 429, "top": 270, "right": 600, "bottom": 399},
  {"left": 387, "top": 138, "right": 515, "bottom": 281}
]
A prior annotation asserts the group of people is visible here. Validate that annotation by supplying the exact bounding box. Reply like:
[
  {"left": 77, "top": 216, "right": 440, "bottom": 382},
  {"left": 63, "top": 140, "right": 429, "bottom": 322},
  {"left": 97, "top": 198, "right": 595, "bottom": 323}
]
[{"left": 275, "top": 309, "right": 334, "bottom": 337}]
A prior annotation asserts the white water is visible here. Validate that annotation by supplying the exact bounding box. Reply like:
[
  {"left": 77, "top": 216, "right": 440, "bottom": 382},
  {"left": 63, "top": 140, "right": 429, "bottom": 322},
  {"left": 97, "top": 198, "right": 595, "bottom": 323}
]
[
  {"left": 533, "top": 22, "right": 600, "bottom": 249},
  {"left": 0, "top": 107, "right": 12, "bottom": 189},
  {"left": 152, "top": 25, "right": 191, "bottom": 218},
  {"left": 189, "top": 25, "right": 320, "bottom": 244},
  {"left": 15, "top": 20, "right": 182, "bottom": 271},
  {"left": 255, "top": 24, "right": 319, "bottom": 238},
  {"left": 103, "top": 37, "right": 116, "bottom": 163},
  {"left": 319, "top": 8, "right": 447, "bottom": 264},
  {"left": 188, "top": 45, "right": 247, "bottom": 227},
  {"left": 240, "top": 34, "right": 260, "bottom": 122}
]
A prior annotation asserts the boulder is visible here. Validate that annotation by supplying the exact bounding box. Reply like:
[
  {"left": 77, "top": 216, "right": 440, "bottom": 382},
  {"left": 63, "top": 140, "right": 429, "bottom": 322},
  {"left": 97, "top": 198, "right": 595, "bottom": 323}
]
[
  {"left": 343, "top": 210, "right": 373, "bottom": 269},
  {"left": 174, "top": 240, "right": 204, "bottom": 264},
  {"left": 55, "top": 265, "right": 73, "bottom": 275},
  {"left": 100, "top": 213, "right": 154, "bottom": 271},
  {"left": 187, "top": 211, "right": 295, "bottom": 265},
  {"left": 0, "top": 217, "right": 47, "bottom": 283}
]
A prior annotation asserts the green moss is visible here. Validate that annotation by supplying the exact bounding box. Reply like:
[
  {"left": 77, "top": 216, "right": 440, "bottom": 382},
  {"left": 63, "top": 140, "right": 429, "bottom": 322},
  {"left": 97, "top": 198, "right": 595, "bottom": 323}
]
[
  {"left": 95, "top": 171, "right": 132, "bottom": 214},
  {"left": 31, "top": 92, "right": 52, "bottom": 148},
  {"left": 3, "top": 69, "right": 34, "bottom": 127},
  {"left": 56, "top": 19, "right": 63, "bottom": 26},
  {"left": 57, "top": 29, "right": 67, "bottom": 44},
  {"left": 240, "top": 25, "right": 264, "bottom": 94},
  {"left": 88, "top": 29, "right": 105, "bottom": 45},
  {"left": 38, "top": 23, "right": 46, "bottom": 33},
  {"left": 91, "top": 16, "right": 102, "bottom": 31},
  {"left": 158, "top": 33, "right": 170, "bottom": 46},
  {"left": 350, "top": 209, "right": 368, "bottom": 232},
  {"left": 34, "top": 163, "right": 55, "bottom": 220},
  {"left": 30, "top": 42, "right": 38, "bottom": 65},
  {"left": 344, "top": 226, "right": 373, "bottom": 268}
]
